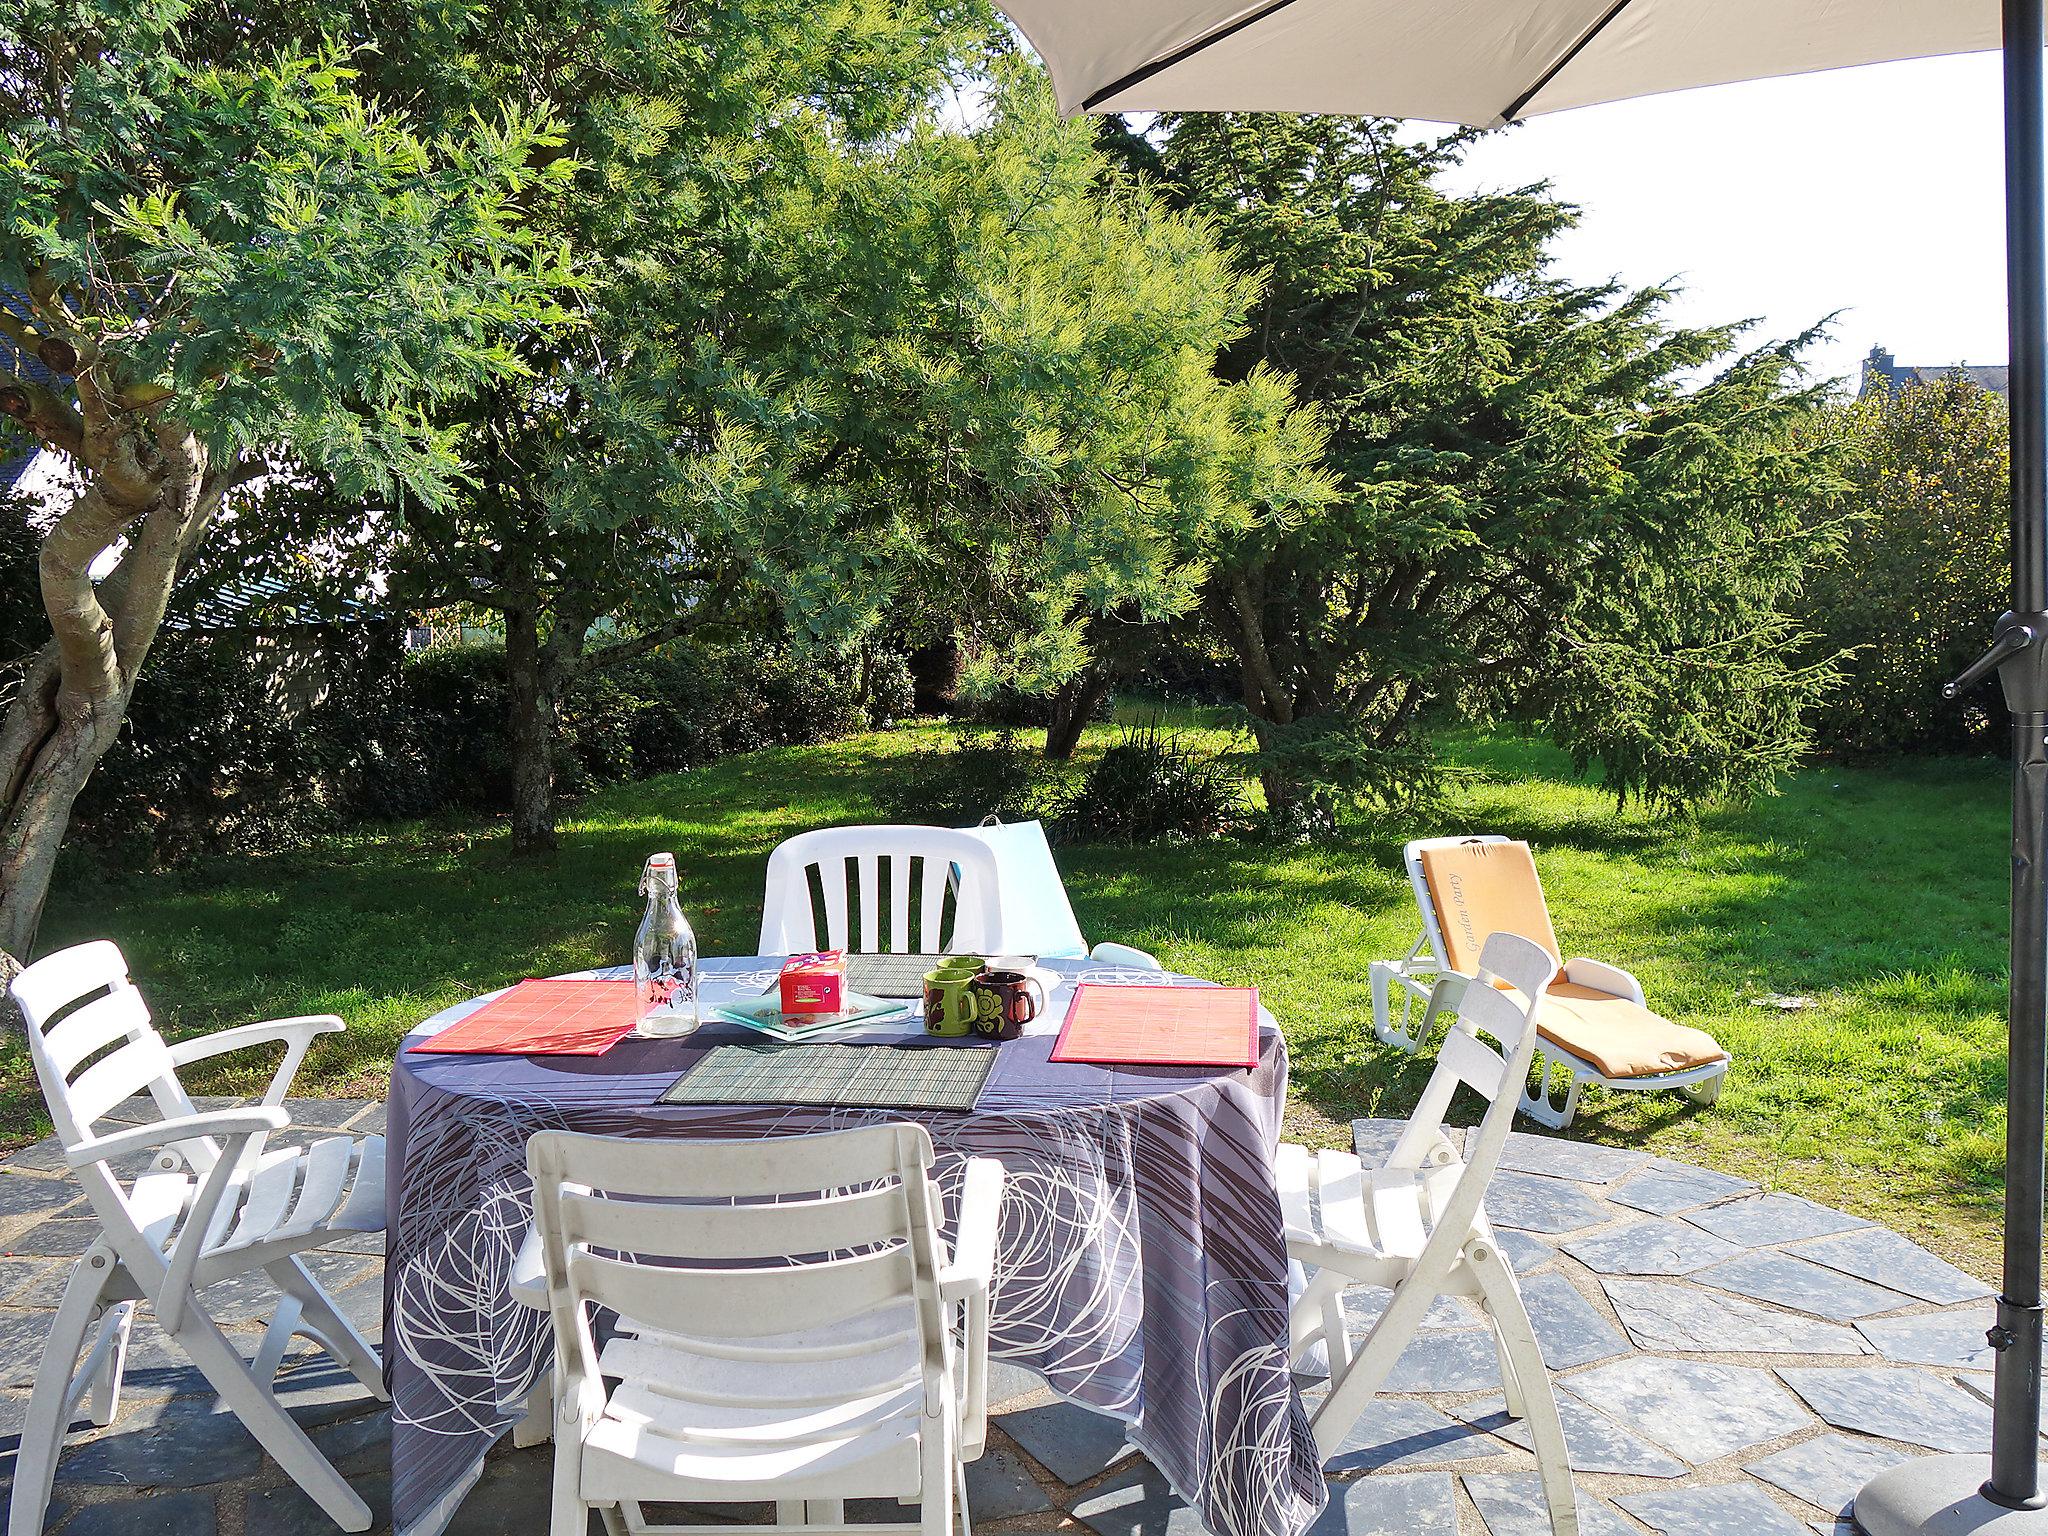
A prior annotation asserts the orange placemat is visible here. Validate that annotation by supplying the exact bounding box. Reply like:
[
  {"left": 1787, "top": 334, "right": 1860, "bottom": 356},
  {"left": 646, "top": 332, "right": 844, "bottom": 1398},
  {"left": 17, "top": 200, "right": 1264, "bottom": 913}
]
[
  {"left": 409, "top": 979, "right": 641, "bottom": 1056},
  {"left": 1050, "top": 984, "right": 1260, "bottom": 1069}
]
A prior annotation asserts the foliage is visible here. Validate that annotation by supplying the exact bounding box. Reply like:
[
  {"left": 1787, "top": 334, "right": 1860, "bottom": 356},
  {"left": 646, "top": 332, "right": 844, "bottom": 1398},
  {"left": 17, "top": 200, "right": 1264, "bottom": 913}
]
[
  {"left": 29, "top": 722, "right": 2009, "bottom": 1277},
  {"left": 377, "top": 14, "right": 1331, "bottom": 851},
  {"left": 875, "top": 727, "right": 1064, "bottom": 826},
  {"left": 1105, "top": 114, "right": 1847, "bottom": 822},
  {"left": 0, "top": 0, "right": 579, "bottom": 953},
  {"left": 1801, "top": 378, "right": 2010, "bottom": 753},
  {"left": 65, "top": 636, "right": 900, "bottom": 867},
  {"left": 1056, "top": 720, "right": 1248, "bottom": 843}
]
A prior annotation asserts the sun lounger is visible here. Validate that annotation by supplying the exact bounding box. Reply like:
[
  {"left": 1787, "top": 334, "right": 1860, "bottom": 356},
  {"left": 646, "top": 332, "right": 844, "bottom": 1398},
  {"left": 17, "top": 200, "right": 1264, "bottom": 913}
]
[{"left": 1373, "top": 835, "right": 1729, "bottom": 1128}]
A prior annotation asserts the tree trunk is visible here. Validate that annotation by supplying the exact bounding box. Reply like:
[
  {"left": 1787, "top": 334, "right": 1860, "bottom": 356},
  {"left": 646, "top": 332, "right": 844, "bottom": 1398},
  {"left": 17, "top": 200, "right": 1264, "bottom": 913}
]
[
  {"left": 0, "top": 415, "right": 220, "bottom": 961},
  {"left": 1044, "top": 669, "right": 1113, "bottom": 760},
  {"left": 504, "top": 602, "right": 560, "bottom": 856}
]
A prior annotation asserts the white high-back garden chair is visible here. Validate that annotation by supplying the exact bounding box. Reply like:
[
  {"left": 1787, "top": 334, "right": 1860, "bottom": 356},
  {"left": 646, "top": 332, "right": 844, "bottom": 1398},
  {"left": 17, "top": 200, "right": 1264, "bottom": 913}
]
[
  {"left": 959, "top": 819, "right": 1160, "bottom": 969},
  {"left": 1279, "top": 930, "right": 1579, "bottom": 1536},
  {"left": 1372, "top": 835, "right": 1729, "bottom": 1127},
  {"left": 524, "top": 1123, "right": 1004, "bottom": 1536},
  {"left": 759, "top": 825, "right": 1004, "bottom": 954},
  {"left": 7, "top": 941, "right": 386, "bottom": 1536}
]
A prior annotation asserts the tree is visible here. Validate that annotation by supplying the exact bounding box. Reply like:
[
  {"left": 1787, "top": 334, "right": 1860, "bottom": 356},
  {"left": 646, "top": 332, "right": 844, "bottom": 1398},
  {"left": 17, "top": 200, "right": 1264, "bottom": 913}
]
[
  {"left": 0, "top": 3, "right": 577, "bottom": 956},
  {"left": 385, "top": 22, "right": 1331, "bottom": 850},
  {"left": 1801, "top": 375, "right": 2009, "bottom": 753},
  {"left": 1111, "top": 113, "right": 1845, "bottom": 825}
]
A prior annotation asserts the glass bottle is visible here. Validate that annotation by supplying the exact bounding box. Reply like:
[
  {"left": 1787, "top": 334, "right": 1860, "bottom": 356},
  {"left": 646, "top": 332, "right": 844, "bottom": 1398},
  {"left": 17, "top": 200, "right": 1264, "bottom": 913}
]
[{"left": 633, "top": 852, "right": 698, "bottom": 1037}]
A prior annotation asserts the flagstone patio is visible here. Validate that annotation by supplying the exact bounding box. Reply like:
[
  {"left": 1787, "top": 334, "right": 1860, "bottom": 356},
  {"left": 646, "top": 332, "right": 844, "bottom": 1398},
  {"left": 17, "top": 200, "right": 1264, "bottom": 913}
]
[{"left": 0, "top": 1107, "right": 2005, "bottom": 1536}]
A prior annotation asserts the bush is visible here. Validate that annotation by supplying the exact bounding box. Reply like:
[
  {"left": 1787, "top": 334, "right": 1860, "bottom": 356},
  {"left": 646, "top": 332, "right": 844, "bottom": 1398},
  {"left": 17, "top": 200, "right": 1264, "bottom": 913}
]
[
  {"left": 1055, "top": 721, "right": 1247, "bottom": 843},
  {"left": 71, "top": 633, "right": 911, "bottom": 866},
  {"left": 1802, "top": 379, "right": 2008, "bottom": 754},
  {"left": 876, "top": 728, "right": 1064, "bottom": 825}
]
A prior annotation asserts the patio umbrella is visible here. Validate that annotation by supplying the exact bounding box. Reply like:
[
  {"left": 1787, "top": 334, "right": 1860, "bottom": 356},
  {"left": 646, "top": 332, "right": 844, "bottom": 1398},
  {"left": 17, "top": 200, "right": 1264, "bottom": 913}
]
[{"left": 981, "top": 2, "right": 2043, "bottom": 1532}]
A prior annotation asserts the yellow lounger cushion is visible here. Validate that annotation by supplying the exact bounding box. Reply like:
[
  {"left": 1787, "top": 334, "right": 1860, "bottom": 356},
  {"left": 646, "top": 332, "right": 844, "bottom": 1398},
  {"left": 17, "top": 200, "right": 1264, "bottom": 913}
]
[
  {"left": 1536, "top": 983, "right": 1729, "bottom": 1080},
  {"left": 1417, "top": 840, "right": 1562, "bottom": 978}
]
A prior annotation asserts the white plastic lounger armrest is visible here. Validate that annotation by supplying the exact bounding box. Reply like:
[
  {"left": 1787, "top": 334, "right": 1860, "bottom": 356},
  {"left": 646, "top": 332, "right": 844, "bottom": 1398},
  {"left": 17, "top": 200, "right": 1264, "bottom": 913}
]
[
  {"left": 1561, "top": 957, "right": 1646, "bottom": 1005},
  {"left": 168, "top": 1015, "right": 347, "bottom": 1105},
  {"left": 509, "top": 1221, "right": 548, "bottom": 1311},
  {"left": 1089, "top": 941, "right": 1161, "bottom": 970},
  {"left": 65, "top": 1105, "right": 290, "bottom": 1169},
  {"left": 940, "top": 1157, "right": 1005, "bottom": 1303}
]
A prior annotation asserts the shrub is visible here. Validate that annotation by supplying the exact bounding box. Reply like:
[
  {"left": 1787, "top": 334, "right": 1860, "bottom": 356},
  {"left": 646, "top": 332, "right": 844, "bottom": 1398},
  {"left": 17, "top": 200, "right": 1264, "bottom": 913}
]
[
  {"left": 1802, "top": 378, "right": 2008, "bottom": 754},
  {"left": 70, "top": 633, "right": 912, "bottom": 866},
  {"left": 876, "top": 728, "right": 1063, "bottom": 826},
  {"left": 1055, "top": 721, "right": 1247, "bottom": 843}
]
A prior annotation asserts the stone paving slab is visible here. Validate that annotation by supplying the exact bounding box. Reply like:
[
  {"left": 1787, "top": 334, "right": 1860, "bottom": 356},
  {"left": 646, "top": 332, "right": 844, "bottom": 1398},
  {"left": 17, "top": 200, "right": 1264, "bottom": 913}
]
[
  {"left": 1743, "top": 1432, "right": 1924, "bottom": 1519},
  {"left": 1608, "top": 1160, "right": 1757, "bottom": 1217},
  {"left": 1694, "top": 1249, "right": 1916, "bottom": 1321},
  {"left": 1495, "top": 1134, "right": 1650, "bottom": 1186},
  {"left": 1780, "top": 1364, "right": 1996, "bottom": 1454},
  {"left": 1484, "top": 1172, "right": 1610, "bottom": 1236},
  {"left": 0, "top": 1107, "right": 2010, "bottom": 1536},
  {"left": 1562, "top": 1355, "right": 1813, "bottom": 1462},
  {"left": 1600, "top": 1277, "right": 1868, "bottom": 1356},
  {"left": 1856, "top": 1307, "right": 1995, "bottom": 1370},
  {"left": 1462, "top": 1472, "right": 1637, "bottom": 1536},
  {"left": 1618, "top": 1481, "right": 1814, "bottom": 1535},
  {"left": 1562, "top": 1217, "right": 1742, "bottom": 1277},
  {"left": 1456, "top": 1395, "right": 1685, "bottom": 1478},
  {"left": 1684, "top": 1194, "right": 1871, "bottom": 1248},
  {"left": 1790, "top": 1226, "right": 1995, "bottom": 1305}
]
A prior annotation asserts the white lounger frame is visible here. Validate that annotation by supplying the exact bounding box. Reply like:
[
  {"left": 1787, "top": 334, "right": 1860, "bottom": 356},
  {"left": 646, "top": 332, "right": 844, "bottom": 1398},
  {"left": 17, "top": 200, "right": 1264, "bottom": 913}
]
[{"left": 1371, "top": 835, "right": 1729, "bottom": 1128}]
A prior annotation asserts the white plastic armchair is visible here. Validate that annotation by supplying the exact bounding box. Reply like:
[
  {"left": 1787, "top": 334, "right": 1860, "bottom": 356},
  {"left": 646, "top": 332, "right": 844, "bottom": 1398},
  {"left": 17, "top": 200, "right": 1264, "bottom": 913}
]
[
  {"left": 8, "top": 941, "right": 386, "bottom": 1536},
  {"left": 520, "top": 1123, "right": 1005, "bottom": 1536},
  {"left": 1280, "top": 931, "right": 1579, "bottom": 1536},
  {"left": 759, "top": 825, "right": 1005, "bottom": 954}
]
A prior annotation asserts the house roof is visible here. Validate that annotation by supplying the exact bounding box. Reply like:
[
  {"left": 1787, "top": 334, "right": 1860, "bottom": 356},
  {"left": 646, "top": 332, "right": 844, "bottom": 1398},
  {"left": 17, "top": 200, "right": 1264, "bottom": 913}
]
[{"left": 1861, "top": 345, "right": 2010, "bottom": 400}]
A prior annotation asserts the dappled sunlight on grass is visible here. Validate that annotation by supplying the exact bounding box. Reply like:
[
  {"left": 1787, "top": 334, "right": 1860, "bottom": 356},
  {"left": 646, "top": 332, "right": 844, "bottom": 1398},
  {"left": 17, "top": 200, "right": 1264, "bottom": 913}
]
[{"left": 21, "top": 721, "right": 2013, "bottom": 1272}]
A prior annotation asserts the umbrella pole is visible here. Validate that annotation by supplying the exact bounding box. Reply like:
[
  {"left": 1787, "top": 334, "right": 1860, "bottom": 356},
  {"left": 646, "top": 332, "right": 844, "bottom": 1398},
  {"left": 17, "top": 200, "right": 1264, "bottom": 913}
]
[
  {"left": 1991, "top": 0, "right": 2048, "bottom": 1506},
  {"left": 1858, "top": 1, "right": 2048, "bottom": 1528}
]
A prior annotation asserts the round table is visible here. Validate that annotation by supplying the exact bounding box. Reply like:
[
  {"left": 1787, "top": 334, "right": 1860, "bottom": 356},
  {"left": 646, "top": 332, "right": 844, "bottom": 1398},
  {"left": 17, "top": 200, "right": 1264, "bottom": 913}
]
[{"left": 383, "top": 956, "right": 1323, "bottom": 1536}]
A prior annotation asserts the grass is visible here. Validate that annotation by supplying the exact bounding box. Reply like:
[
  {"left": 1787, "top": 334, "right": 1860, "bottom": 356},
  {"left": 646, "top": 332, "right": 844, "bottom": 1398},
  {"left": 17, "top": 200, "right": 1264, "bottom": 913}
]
[{"left": 14, "top": 713, "right": 2013, "bottom": 1277}]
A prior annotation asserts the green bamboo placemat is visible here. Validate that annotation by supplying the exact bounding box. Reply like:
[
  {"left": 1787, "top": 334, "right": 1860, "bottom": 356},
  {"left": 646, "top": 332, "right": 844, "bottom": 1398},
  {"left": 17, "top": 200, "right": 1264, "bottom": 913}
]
[{"left": 659, "top": 1041, "right": 998, "bottom": 1111}]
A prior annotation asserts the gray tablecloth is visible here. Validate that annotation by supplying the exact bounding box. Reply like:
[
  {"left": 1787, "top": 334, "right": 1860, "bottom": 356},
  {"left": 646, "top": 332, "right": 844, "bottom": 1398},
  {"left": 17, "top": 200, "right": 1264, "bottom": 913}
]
[{"left": 384, "top": 956, "right": 1323, "bottom": 1536}]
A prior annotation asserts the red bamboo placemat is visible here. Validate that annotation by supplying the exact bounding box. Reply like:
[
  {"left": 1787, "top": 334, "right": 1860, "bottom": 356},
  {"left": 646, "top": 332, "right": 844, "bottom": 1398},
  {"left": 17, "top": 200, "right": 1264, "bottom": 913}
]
[
  {"left": 409, "top": 979, "right": 641, "bottom": 1056},
  {"left": 1050, "top": 984, "right": 1260, "bottom": 1069}
]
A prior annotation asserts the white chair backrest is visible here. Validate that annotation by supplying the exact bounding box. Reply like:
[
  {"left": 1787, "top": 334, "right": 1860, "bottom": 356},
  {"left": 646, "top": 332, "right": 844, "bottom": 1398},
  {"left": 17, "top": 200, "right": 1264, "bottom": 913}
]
[
  {"left": 11, "top": 941, "right": 198, "bottom": 1156},
  {"left": 527, "top": 1123, "right": 951, "bottom": 1410},
  {"left": 960, "top": 819, "right": 1088, "bottom": 958},
  {"left": 1403, "top": 834, "right": 1513, "bottom": 971},
  {"left": 759, "top": 825, "right": 1004, "bottom": 954},
  {"left": 1387, "top": 930, "right": 1558, "bottom": 1248}
]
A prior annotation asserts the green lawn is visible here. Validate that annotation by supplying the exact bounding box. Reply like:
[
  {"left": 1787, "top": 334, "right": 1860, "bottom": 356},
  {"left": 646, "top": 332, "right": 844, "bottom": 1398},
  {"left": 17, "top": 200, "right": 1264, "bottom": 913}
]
[{"left": 15, "top": 716, "right": 2011, "bottom": 1277}]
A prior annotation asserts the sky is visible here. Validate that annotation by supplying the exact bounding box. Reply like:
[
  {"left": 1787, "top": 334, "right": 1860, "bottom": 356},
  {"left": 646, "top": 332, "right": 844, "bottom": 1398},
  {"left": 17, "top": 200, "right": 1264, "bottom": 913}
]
[{"left": 1428, "top": 51, "right": 2011, "bottom": 393}]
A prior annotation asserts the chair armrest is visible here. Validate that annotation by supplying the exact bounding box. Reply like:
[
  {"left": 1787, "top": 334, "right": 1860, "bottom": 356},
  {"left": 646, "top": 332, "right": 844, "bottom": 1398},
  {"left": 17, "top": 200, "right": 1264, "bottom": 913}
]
[
  {"left": 940, "top": 1157, "right": 1006, "bottom": 1303},
  {"left": 66, "top": 1106, "right": 290, "bottom": 1170},
  {"left": 167, "top": 1015, "right": 347, "bottom": 1106},
  {"left": 509, "top": 1222, "right": 549, "bottom": 1311},
  {"left": 1562, "top": 957, "right": 1645, "bottom": 1005},
  {"left": 1089, "top": 942, "right": 1161, "bottom": 971}
]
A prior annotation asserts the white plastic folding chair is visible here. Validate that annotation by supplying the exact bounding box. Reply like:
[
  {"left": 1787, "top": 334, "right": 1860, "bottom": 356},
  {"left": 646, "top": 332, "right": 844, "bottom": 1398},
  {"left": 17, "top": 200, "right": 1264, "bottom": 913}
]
[
  {"left": 958, "top": 819, "right": 1161, "bottom": 969},
  {"left": 759, "top": 825, "right": 1005, "bottom": 955},
  {"left": 6, "top": 941, "right": 387, "bottom": 1536},
  {"left": 520, "top": 1123, "right": 1004, "bottom": 1536},
  {"left": 1280, "top": 930, "right": 1578, "bottom": 1536}
]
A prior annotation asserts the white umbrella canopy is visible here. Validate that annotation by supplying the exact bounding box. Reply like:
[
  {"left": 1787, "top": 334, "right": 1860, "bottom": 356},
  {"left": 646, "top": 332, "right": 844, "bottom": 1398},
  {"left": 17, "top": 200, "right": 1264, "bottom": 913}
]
[
  {"left": 981, "top": 1, "right": 2048, "bottom": 1534},
  {"left": 1002, "top": 0, "right": 1999, "bottom": 122}
]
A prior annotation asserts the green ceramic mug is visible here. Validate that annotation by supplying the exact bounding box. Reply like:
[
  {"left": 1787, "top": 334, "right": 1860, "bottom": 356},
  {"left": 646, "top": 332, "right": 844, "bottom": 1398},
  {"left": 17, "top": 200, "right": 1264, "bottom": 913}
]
[{"left": 923, "top": 967, "right": 996, "bottom": 1037}]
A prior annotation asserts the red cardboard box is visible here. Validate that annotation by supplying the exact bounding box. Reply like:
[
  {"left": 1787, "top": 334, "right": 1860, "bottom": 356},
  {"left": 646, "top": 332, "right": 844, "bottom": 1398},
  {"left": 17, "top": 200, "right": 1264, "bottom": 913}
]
[{"left": 779, "top": 951, "right": 846, "bottom": 1014}]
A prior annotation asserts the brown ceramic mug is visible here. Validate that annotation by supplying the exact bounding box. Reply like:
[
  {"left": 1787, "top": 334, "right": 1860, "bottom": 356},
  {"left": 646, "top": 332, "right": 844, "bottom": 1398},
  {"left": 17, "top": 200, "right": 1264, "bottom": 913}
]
[{"left": 969, "top": 969, "right": 1044, "bottom": 1040}]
